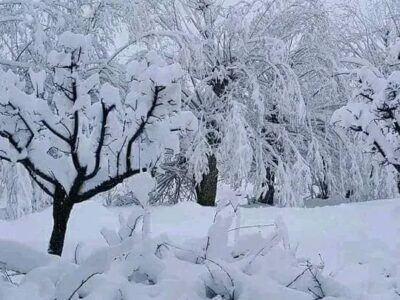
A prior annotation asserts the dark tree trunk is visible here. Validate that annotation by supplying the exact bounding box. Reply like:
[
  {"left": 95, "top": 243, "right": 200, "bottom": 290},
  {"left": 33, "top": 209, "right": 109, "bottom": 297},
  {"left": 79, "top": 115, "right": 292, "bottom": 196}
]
[
  {"left": 196, "top": 154, "right": 218, "bottom": 206},
  {"left": 391, "top": 167, "right": 400, "bottom": 194},
  {"left": 318, "top": 156, "right": 329, "bottom": 199},
  {"left": 48, "top": 188, "right": 74, "bottom": 256},
  {"left": 258, "top": 166, "right": 275, "bottom": 205},
  {"left": 397, "top": 178, "right": 400, "bottom": 195},
  {"left": 259, "top": 184, "right": 275, "bottom": 205},
  {"left": 318, "top": 179, "right": 329, "bottom": 199}
]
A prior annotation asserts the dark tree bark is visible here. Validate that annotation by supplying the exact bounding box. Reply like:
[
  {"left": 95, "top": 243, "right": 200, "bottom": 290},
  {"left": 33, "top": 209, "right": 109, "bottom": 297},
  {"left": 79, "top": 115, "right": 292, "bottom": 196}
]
[
  {"left": 318, "top": 179, "right": 329, "bottom": 199},
  {"left": 317, "top": 156, "right": 329, "bottom": 199},
  {"left": 397, "top": 181, "right": 400, "bottom": 195},
  {"left": 196, "top": 154, "right": 218, "bottom": 206},
  {"left": 258, "top": 166, "right": 275, "bottom": 205},
  {"left": 48, "top": 187, "right": 74, "bottom": 256}
]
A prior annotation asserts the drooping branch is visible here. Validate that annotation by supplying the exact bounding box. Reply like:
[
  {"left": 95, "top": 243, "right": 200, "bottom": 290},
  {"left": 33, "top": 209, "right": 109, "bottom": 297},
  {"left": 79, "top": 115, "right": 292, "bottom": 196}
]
[{"left": 106, "top": 30, "right": 187, "bottom": 65}]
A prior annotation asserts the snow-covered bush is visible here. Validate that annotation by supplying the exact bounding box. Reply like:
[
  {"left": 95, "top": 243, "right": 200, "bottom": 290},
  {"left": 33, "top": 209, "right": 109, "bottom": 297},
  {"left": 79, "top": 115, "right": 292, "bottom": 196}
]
[{"left": 0, "top": 203, "right": 366, "bottom": 300}]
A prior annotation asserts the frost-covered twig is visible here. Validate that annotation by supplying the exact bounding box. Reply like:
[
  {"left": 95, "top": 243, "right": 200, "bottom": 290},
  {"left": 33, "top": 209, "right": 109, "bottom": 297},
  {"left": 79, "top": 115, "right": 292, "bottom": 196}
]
[
  {"left": 66, "top": 272, "right": 100, "bottom": 300},
  {"left": 244, "top": 233, "right": 279, "bottom": 273},
  {"left": 228, "top": 224, "right": 275, "bottom": 232},
  {"left": 204, "top": 263, "right": 235, "bottom": 300},
  {"left": 286, "top": 260, "right": 325, "bottom": 299},
  {"left": 286, "top": 266, "right": 309, "bottom": 288},
  {"left": 155, "top": 242, "right": 200, "bottom": 257},
  {"left": 308, "top": 287, "right": 323, "bottom": 300},
  {"left": 127, "top": 215, "right": 144, "bottom": 238},
  {"left": 307, "top": 263, "right": 325, "bottom": 300},
  {"left": 204, "top": 258, "right": 235, "bottom": 290}
]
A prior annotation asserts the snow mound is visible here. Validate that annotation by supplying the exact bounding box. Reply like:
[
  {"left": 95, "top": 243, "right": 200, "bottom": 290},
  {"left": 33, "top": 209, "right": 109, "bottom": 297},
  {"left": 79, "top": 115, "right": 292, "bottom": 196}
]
[
  {"left": 0, "top": 204, "right": 355, "bottom": 300},
  {"left": 0, "top": 239, "right": 54, "bottom": 274}
]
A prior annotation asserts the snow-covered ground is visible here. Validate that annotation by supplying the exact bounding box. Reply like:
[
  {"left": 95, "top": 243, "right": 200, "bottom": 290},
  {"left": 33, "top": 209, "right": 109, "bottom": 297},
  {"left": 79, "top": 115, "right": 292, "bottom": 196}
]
[{"left": 1, "top": 197, "right": 400, "bottom": 299}]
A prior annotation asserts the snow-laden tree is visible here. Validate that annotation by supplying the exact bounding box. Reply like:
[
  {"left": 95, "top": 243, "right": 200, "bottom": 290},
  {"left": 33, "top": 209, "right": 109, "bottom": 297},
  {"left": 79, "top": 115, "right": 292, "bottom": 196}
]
[
  {"left": 304, "top": 0, "right": 400, "bottom": 202},
  {"left": 0, "top": 0, "right": 130, "bottom": 216},
  {"left": 276, "top": 0, "right": 349, "bottom": 201},
  {"left": 258, "top": 0, "right": 398, "bottom": 203},
  {"left": 334, "top": 0, "right": 400, "bottom": 73},
  {"left": 332, "top": 41, "right": 400, "bottom": 192},
  {"left": 0, "top": 0, "right": 127, "bottom": 64},
  {"left": 0, "top": 27, "right": 194, "bottom": 255},
  {"left": 137, "top": 0, "right": 310, "bottom": 206}
]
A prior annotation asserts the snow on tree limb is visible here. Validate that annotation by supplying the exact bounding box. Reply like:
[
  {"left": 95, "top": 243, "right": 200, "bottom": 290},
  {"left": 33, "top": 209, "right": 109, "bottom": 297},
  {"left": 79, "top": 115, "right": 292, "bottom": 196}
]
[{"left": 0, "top": 28, "right": 195, "bottom": 204}]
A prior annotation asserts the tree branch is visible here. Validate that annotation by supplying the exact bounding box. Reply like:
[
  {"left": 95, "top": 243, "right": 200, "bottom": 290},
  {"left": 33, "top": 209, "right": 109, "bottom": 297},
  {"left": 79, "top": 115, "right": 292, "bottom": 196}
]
[
  {"left": 84, "top": 102, "right": 115, "bottom": 180},
  {"left": 77, "top": 167, "right": 146, "bottom": 202},
  {"left": 126, "top": 86, "right": 165, "bottom": 170},
  {"left": 0, "top": 129, "right": 57, "bottom": 187},
  {"left": 42, "top": 120, "right": 71, "bottom": 144},
  {"left": 0, "top": 59, "right": 32, "bottom": 69},
  {"left": 26, "top": 170, "right": 54, "bottom": 197}
]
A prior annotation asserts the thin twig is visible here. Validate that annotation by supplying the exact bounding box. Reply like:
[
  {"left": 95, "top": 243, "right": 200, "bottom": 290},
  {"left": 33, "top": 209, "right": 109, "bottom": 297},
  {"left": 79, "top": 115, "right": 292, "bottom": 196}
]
[
  {"left": 228, "top": 224, "right": 274, "bottom": 232},
  {"left": 286, "top": 266, "right": 309, "bottom": 288},
  {"left": 66, "top": 272, "right": 100, "bottom": 300}
]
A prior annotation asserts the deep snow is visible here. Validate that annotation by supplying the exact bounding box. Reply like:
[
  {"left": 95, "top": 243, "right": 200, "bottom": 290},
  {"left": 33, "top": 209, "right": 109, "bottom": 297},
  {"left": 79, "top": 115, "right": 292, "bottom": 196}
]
[{"left": 1, "top": 198, "right": 399, "bottom": 292}]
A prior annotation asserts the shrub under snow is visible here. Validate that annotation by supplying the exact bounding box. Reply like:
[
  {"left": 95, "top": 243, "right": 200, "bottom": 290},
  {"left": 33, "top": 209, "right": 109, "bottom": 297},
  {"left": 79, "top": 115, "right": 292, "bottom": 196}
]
[{"left": 1, "top": 202, "right": 398, "bottom": 300}]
